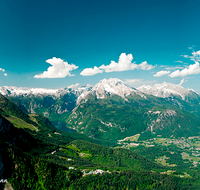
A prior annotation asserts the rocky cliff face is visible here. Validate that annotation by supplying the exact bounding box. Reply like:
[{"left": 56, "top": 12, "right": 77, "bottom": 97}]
[
  {"left": 2, "top": 86, "right": 92, "bottom": 125},
  {"left": 138, "top": 82, "right": 200, "bottom": 115},
  {"left": 147, "top": 109, "right": 177, "bottom": 133},
  {"left": 138, "top": 82, "right": 200, "bottom": 106},
  {"left": 137, "top": 82, "right": 199, "bottom": 100},
  {"left": 77, "top": 78, "right": 146, "bottom": 103}
]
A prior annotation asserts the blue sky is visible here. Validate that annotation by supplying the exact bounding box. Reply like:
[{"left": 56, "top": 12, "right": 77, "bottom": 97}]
[{"left": 0, "top": 0, "right": 200, "bottom": 92}]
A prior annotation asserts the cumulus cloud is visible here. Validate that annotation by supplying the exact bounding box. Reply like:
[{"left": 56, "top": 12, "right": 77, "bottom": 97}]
[
  {"left": 68, "top": 83, "right": 80, "bottom": 89},
  {"left": 190, "top": 50, "right": 200, "bottom": 61},
  {"left": 153, "top": 70, "right": 171, "bottom": 77},
  {"left": 34, "top": 57, "right": 78, "bottom": 78},
  {"left": 168, "top": 50, "right": 200, "bottom": 78},
  {"left": 99, "top": 53, "right": 154, "bottom": 72},
  {"left": 99, "top": 53, "right": 136, "bottom": 72},
  {"left": 169, "top": 61, "right": 200, "bottom": 77},
  {"left": 138, "top": 61, "right": 155, "bottom": 70},
  {"left": 81, "top": 53, "right": 155, "bottom": 76},
  {"left": 80, "top": 66, "right": 103, "bottom": 76}
]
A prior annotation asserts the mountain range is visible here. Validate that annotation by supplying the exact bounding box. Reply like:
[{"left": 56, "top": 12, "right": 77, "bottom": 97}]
[
  {"left": 138, "top": 82, "right": 200, "bottom": 115},
  {"left": 1, "top": 78, "right": 200, "bottom": 141},
  {"left": 0, "top": 89, "right": 183, "bottom": 190},
  {"left": 1, "top": 78, "right": 200, "bottom": 189},
  {"left": 1, "top": 78, "right": 199, "bottom": 114}
]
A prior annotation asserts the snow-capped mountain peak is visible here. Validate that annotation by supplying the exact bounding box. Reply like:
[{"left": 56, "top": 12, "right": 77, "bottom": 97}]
[
  {"left": 0, "top": 84, "right": 93, "bottom": 98},
  {"left": 92, "top": 78, "right": 135, "bottom": 98},
  {"left": 0, "top": 86, "right": 59, "bottom": 97},
  {"left": 137, "top": 82, "right": 199, "bottom": 101},
  {"left": 77, "top": 78, "right": 146, "bottom": 102}
]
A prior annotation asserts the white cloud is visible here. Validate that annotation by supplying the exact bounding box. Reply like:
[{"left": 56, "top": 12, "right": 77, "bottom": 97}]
[
  {"left": 124, "top": 78, "right": 157, "bottom": 88},
  {"left": 81, "top": 53, "right": 155, "bottom": 76},
  {"left": 34, "top": 57, "right": 78, "bottom": 78},
  {"left": 169, "top": 50, "right": 200, "bottom": 78},
  {"left": 190, "top": 50, "right": 200, "bottom": 61},
  {"left": 192, "top": 50, "right": 200, "bottom": 56},
  {"left": 68, "top": 83, "right": 80, "bottom": 89},
  {"left": 188, "top": 45, "right": 195, "bottom": 50},
  {"left": 181, "top": 55, "right": 189, "bottom": 58},
  {"left": 80, "top": 66, "right": 103, "bottom": 76},
  {"left": 99, "top": 53, "right": 136, "bottom": 72},
  {"left": 0, "top": 68, "right": 7, "bottom": 76},
  {"left": 99, "top": 53, "right": 154, "bottom": 72},
  {"left": 174, "top": 61, "right": 183, "bottom": 63},
  {"left": 138, "top": 61, "right": 155, "bottom": 70},
  {"left": 0, "top": 68, "right": 5, "bottom": 72},
  {"left": 169, "top": 61, "right": 200, "bottom": 77},
  {"left": 153, "top": 70, "right": 171, "bottom": 77},
  {"left": 165, "top": 66, "right": 184, "bottom": 70},
  {"left": 179, "top": 79, "right": 187, "bottom": 85},
  {"left": 160, "top": 65, "right": 184, "bottom": 70},
  {"left": 160, "top": 65, "right": 166, "bottom": 68}
]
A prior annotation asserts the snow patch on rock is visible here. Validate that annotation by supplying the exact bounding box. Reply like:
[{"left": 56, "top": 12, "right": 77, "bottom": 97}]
[
  {"left": 138, "top": 82, "right": 199, "bottom": 101},
  {"left": 78, "top": 78, "right": 146, "bottom": 103}
]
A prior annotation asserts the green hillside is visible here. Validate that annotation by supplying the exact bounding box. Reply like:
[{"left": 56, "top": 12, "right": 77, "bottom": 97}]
[
  {"left": 68, "top": 140, "right": 163, "bottom": 170},
  {"left": 8, "top": 94, "right": 75, "bottom": 126},
  {"left": 166, "top": 95, "right": 200, "bottom": 116},
  {"left": 0, "top": 94, "right": 116, "bottom": 147},
  {"left": 67, "top": 94, "right": 200, "bottom": 141},
  {"left": 1, "top": 139, "right": 70, "bottom": 190},
  {"left": 2, "top": 138, "right": 193, "bottom": 190},
  {"left": 0, "top": 94, "right": 196, "bottom": 189},
  {"left": 69, "top": 170, "right": 192, "bottom": 190}
]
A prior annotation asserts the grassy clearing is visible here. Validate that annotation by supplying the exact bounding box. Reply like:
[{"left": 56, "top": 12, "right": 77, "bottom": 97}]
[
  {"left": 5, "top": 115, "right": 38, "bottom": 131},
  {"left": 155, "top": 155, "right": 176, "bottom": 167},
  {"left": 60, "top": 148, "right": 78, "bottom": 157},
  {"left": 191, "top": 141, "right": 200, "bottom": 148},
  {"left": 66, "top": 145, "right": 80, "bottom": 152},
  {"left": 181, "top": 152, "right": 200, "bottom": 162},
  {"left": 118, "top": 134, "right": 140, "bottom": 143},
  {"left": 29, "top": 114, "right": 39, "bottom": 124},
  {"left": 154, "top": 138, "right": 170, "bottom": 146},
  {"left": 160, "top": 170, "right": 176, "bottom": 175},
  {"left": 125, "top": 134, "right": 140, "bottom": 142},
  {"left": 79, "top": 152, "right": 92, "bottom": 158}
]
